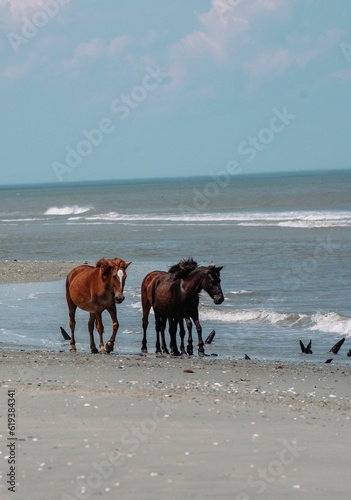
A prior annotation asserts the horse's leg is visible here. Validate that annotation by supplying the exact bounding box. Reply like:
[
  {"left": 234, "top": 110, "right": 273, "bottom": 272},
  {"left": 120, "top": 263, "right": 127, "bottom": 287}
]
[
  {"left": 191, "top": 312, "right": 204, "bottom": 356},
  {"left": 185, "top": 318, "right": 193, "bottom": 355},
  {"left": 95, "top": 312, "right": 106, "bottom": 353},
  {"left": 141, "top": 301, "right": 150, "bottom": 353},
  {"left": 179, "top": 318, "right": 186, "bottom": 355},
  {"left": 169, "top": 318, "right": 180, "bottom": 356},
  {"left": 160, "top": 316, "right": 169, "bottom": 355},
  {"left": 68, "top": 301, "right": 77, "bottom": 352},
  {"left": 154, "top": 311, "right": 162, "bottom": 354},
  {"left": 105, "top": 305, "right": 119, "bottom": 354},
  {"left": 88, "top": 313, "right": 98, "bottom": 354}
]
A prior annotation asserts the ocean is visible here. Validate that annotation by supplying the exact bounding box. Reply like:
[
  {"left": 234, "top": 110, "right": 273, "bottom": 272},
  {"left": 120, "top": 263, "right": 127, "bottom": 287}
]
[{"left": 1, "top": 170, "right": 351, "bottom": 364}]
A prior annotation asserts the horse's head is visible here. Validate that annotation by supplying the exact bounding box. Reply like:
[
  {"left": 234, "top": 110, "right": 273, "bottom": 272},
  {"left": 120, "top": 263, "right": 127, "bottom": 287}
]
[
  {"left": 97, "top": 258, "right": 131, "bottom": 304},
  {"left": 202, "top": 265, "right": 224, "bottom": 305}
]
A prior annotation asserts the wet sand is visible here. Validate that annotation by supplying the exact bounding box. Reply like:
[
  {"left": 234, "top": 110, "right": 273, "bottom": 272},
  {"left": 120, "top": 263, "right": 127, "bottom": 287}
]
[
  {"left": 0, "top": 261, "right": 351, "bottom": 499},
  {"left": 0, "top": 260, "right": 84, "bottom": 283}
]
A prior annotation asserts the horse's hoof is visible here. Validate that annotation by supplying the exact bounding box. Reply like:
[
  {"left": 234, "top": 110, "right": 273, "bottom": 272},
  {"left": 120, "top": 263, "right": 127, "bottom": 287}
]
[
  {"left": 70, "top": 346, "right": 77, "bottom": 352},
  {"left": 198, "top": 350, "right": 205, "bottom": 358},
  {"left": 105, "top": 342, "right": 114, "bottom": 354},
  {"left": 91, "top": 348, "right": 99, "bottom": 354},
  {"left": 171, "top": 351, "right": 181, "bottom": 357},
  {"left": 141, "top": 347, "right": 148, "bottom": 354}
]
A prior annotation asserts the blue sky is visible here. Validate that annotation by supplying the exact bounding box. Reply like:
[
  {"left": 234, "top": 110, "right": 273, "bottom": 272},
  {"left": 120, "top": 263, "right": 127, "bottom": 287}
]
[{"left": 1, "top": 0, "right": 350, "bottom": 185}]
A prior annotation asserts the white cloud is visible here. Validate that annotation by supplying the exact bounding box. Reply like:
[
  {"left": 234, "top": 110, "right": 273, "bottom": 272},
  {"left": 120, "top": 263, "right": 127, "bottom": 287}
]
[
  {"left": 4, "top": 51, "right": 43, "bottom": 79},
  {"left": 71, "top": 35, "right": 132, "bottom": 61},
  {"left": 74, "top": 38, "right": 105, "bottom": 59},
  {"left": 245, "top": 28, "right": 344, "bottom": 80},
  {"left": 62, "top": 35, "right": 133, "bottom": 72},
  {"left": 167, "top": 0, "right": 289, "bottom": 87},
  {"left": 0, "top": 0, "right": 45, "bottom": 10},
  {"left": 109, "top": 35, "right": 133, "bottom": 56},
  {"left": 332, "top": 68, "right": 351, "bottom": 82},
  {"left": 0, "top": 0, "right": 45, "bottom": 24}
]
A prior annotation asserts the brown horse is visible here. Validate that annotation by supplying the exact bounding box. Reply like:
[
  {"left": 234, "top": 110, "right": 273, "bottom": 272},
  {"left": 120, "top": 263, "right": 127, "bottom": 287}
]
[
  {"left": 154, "top": 265, "right": 224, "bottom": 356},
  {"left": 142, "top": 261, "right": 224, "bottom": 356},
  {"left": 141, "top": 258, "right": 198, "bottom": 355},
  {"left": 66, "top": 257, "right": 131, "bottom": 353}
]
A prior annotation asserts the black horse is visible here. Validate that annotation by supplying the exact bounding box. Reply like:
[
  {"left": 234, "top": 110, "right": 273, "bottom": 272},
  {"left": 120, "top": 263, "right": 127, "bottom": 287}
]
[
  {"left": 141, "top": 258, "right": 198, "bottom": 354},
  {"left": 149, "top": 264, "right": 224, "bottom": 356}
]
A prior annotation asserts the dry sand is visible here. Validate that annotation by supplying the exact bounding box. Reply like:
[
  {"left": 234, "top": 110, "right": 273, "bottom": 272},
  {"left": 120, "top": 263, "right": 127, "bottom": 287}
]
[{"left": 0, "top": 261, "right": 351, "bottom": 499}]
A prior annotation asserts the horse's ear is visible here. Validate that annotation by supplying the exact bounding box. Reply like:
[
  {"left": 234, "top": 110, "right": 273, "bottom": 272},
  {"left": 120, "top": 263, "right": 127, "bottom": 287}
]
[
  {"left": 124, "top": 261, "right": 132, "bottom": 269},
  {"left": 215, "top": 266, "right": 223, "bottom": 273}
]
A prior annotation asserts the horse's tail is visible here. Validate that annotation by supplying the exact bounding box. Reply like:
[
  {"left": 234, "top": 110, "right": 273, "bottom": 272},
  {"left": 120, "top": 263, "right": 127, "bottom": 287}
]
[{"left": 65, "top": 271, "right": 72, "bottom": 301}]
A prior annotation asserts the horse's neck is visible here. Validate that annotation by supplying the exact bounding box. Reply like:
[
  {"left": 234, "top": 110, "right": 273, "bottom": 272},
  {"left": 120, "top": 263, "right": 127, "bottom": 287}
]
[{"left": 181, "top": 270, "right": 203, "bottom": 297}]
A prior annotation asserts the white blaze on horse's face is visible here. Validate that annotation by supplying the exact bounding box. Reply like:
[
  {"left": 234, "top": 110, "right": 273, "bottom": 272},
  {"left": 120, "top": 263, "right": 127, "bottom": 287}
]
[
  {"left": 114, "top": 269, "right": 125, "bottom": 303},
  {"left": 117, "top": 269, "right": 124, "bottom": 287}
]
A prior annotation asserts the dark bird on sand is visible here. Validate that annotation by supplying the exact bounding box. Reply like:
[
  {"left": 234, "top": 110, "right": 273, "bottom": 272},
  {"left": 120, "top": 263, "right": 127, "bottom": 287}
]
[
  {"left": 60, "top": 326, "right": 71, "bottom": 341},
  {"left": 329, "top": 337, "right": 345, "bottom": 354},
  {"left": 205, "top": 330, "right": 216, "bottom": 344},
  {"left": 299, "top": 339, "right": 312, "bottom": 354}
]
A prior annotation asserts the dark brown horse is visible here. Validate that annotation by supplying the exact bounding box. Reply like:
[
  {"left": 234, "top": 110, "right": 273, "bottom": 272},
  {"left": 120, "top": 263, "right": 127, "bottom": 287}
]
[
  {"left": 141, "top": 258, "right": 197, "bottom": 355},
  {"left": 66, "top": 257, "right": 131, "bottom": 353},
  {"left": 142, "top": 261, "right": 224, "bottom": 356}
]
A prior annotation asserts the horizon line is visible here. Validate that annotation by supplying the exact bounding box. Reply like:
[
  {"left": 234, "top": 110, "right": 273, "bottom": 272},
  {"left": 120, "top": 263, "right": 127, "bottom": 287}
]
[{"left": 0, "top": 167, "right": 350, "bottom": 190}]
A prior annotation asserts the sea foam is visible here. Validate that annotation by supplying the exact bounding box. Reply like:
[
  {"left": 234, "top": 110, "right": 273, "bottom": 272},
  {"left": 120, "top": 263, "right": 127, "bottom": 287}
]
[
  {"left": 73, "top": 210, "right": 351, "bottom": 228},
  {"left": 309, "top": 312, "right": 351, "bottom": 337},
  {"left": 44, "top": 205, "right": 92, "bottom": 216}
]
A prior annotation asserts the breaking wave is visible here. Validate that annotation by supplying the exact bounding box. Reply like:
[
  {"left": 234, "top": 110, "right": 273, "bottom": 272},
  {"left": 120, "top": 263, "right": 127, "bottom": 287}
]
[
  {"left": 200, "top": 308, "right": 351, "bottom": 337},
  {"left": 67, "top": 210, "right": 351, "bottom": 228},
  {"left": 200, "top": 309, "right": 307, "bottom": 325},
  {"left": 45, "top": 205, "right": 93, "bottom": 216},
  {"left": 309, "top": 312, "right": 351, "bottom": 336}
]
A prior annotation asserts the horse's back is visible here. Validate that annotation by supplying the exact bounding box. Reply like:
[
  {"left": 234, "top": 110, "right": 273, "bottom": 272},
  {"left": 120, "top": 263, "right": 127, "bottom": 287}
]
[
  {"left": 153, "top": 272, "right": 200, "bottom": 317},
  {"left": 141, "top": 271, "right": 165, "bottom": 308},
  {"left": 66, "top": 264, "right": 94, "bottom": 288},
  {"left": 66, "top": 264, "right": 96, "bottom": 306},
  {"left": 152, "top": 277, "right": 179, "bottom": 314}
]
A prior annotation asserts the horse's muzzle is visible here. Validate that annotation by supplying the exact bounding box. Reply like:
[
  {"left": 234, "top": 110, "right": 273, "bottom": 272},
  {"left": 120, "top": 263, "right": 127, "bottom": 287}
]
[
  {"left": 214, "top": 295, "right": 224, "bottom": 305},
  {"left": 115, "top": 296, "right": 125, "bottom": 304}
]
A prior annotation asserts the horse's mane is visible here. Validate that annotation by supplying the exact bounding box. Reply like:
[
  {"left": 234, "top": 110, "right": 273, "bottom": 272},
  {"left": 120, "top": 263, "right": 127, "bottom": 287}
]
[
  {"left": 168, "top": 257, "right": 198, "bottom": 279},
  {"left": 96, "top": 257, "right": 128, "bottom": 269},
  {"left": 96, "top": 257, "right": 109, "bottom": 268},
  {"left": 109, "top": 257, "right": 128, "bottom": 268}
]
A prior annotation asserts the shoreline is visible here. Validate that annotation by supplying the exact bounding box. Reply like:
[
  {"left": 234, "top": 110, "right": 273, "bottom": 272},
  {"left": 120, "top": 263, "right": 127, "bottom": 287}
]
[{"left": 1, "top": 259, "right": 351, "bottom": 366}]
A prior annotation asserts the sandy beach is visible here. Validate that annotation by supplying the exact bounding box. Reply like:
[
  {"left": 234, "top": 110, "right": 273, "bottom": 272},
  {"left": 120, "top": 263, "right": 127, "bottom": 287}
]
[
  {"left": 0, "top": 260, "right": 85, "bottom": 284},
  {"left": 1, "top": 261, "right": 351, "bottom": 499}
]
